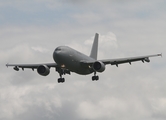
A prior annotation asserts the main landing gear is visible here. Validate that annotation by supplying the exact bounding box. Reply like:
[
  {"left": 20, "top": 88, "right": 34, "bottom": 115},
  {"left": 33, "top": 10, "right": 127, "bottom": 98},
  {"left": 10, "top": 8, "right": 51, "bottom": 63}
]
[
  {"left": 92, "top": 72, "right": 99, "bottom": 81},
  {"left": 57, "top": 72, "right": 65, "bottom": 83},
  {"left": 56, "top": 68, "right": 99, "bottom": 83},
  {"left": 58, "top": 72, "right": 65, "bottom": 83}
]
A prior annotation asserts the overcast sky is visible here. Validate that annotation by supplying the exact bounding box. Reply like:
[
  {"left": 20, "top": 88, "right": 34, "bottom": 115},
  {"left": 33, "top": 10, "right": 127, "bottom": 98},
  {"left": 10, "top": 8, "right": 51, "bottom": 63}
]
[{"left": 0, "top": 0, "right": 166, "bottom": 120}]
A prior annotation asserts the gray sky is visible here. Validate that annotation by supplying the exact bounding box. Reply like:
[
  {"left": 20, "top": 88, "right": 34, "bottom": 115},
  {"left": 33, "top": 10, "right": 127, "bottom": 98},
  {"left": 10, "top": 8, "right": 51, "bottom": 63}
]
[{"left": 0, "top": 0, "right": 166, "bottom": 120}]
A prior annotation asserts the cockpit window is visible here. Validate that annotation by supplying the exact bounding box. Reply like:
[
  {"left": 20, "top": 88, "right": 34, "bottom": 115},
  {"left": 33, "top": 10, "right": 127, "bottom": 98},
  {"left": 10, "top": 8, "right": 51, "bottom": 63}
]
[{"left": 56, "top": 48, "right": 61, "bottom": 51}]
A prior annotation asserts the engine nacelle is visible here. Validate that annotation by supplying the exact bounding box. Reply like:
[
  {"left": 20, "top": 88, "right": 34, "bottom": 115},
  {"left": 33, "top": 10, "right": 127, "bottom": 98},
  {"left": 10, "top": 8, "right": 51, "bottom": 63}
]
[
  {"left": 37, "top": 65, "right": 50, "bottom": 76},
  {"left": 93, "top": 61, "right": 105, "bottom": 72}
]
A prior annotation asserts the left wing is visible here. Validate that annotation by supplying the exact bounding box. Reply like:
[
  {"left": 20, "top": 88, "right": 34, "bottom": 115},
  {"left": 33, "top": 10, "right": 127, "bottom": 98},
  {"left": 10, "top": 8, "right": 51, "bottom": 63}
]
[
  {"left": 6, "top": 63, "right": 58, "bottom": 71},
  {"left": 100, "top": 54, "right": 162, "bottom": 67},
  {"left": 6, "top": 62, "right": 71, "bottom": 77}
]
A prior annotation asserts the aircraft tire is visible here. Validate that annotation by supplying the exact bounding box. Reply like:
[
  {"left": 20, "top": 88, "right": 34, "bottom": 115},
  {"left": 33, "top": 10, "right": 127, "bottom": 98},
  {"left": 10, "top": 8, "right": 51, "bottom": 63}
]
[
  {"left": 92, "top": 76, "right": 99, "bottom": 81},
  {"left": 96, "top": 76, "right": 99, "bottom": 80},
  {"left": 58, "top": 78, "right": 61, "bottom": 83},
  {"left": 92, "top": 76, "right": 95, "bottom": 81},
  {"left": 58, "top": 78, "right": 65, "bottom": 83},
  {"left": 62, "top": 78, "right": 65, "bottom": 82}
]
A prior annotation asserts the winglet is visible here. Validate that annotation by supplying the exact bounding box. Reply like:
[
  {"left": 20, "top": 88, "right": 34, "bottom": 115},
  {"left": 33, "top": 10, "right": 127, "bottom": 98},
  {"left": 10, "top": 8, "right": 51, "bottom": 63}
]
[{"left": 90, "top": 33, "right": 99, "bottom": 60}]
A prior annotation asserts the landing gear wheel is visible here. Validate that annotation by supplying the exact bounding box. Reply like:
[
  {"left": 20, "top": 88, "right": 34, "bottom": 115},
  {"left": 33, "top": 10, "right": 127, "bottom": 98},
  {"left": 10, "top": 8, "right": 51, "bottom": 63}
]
[
  {"left": 96, "top": 76, "right": 99, "bottom": 80},
  {"left": 92, "top": 76, "right": 95, "bottom": 81},
  {"left": 58, "top": 78, "right": 61, "bottom": 83},
  {"left": 58, "top": 78, "right": 65, "bottom": 83},
  {"left": 62, "top": 78, "right": 65, "bottom": 82},
  {"left": 92, "top": 76, "right": 99, "bottom": 81}
]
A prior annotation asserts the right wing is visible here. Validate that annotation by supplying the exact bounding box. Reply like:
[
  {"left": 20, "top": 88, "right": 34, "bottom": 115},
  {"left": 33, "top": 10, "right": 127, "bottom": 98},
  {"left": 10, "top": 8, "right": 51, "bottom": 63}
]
[
  {"left": 100, "top": 54, "right": 162, "bottom": 67},
  {"left": 80, "top": 54, "right": 162, "bottom": 68}
]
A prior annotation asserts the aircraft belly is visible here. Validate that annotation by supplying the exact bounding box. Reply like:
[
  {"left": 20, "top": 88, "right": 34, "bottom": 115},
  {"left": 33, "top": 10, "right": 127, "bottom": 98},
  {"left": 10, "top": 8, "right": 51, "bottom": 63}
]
[{"left": 65, "top": 60, "right": 93, "bottom": 75}]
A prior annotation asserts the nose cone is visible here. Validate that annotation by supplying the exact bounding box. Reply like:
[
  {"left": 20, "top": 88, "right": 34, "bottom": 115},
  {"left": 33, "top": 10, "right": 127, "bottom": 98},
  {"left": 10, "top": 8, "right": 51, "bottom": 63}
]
[
  {"left": 53, "top": 47, "right": 63, "bottom": 63},
  {"left": 53, "top": 50, "right": 60, "bottom": 62}
]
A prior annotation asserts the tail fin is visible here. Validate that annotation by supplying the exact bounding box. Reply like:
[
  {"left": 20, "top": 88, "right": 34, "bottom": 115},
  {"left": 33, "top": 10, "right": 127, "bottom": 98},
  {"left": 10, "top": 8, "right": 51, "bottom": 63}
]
[{"left": 90, "top": 33, "right": 99, "bottom": 60}]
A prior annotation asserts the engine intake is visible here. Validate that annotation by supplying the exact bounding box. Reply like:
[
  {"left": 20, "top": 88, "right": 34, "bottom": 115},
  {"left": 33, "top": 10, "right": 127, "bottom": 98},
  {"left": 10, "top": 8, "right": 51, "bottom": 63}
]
[
  {"left": 37, "top": 65, "right": 50, "bottom": 76},
  {"left": 93, "top": 61, "right": 105, "bottom": 72}
]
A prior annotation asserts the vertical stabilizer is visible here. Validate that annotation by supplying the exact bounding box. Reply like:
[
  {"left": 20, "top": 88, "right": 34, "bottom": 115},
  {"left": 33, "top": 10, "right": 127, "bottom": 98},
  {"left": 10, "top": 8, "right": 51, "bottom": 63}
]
[{"left": 90, "top": 33, "right": 99, "bottom": 60}]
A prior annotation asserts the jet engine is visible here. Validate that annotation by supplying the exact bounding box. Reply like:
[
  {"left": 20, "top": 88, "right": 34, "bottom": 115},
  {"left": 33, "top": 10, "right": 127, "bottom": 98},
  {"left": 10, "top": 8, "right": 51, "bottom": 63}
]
[
  {"left": 92, "top": 61, "right": 105, "bottom": 72},
  {"left": 37, "top": 65, "right": 50, "bottom": 76}
]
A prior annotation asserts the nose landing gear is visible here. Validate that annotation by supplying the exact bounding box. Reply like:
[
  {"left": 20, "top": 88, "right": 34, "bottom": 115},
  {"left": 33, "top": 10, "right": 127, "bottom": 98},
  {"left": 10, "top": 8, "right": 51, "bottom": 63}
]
[
  {"left": 58, "top": 77, "right": 65, "bottom": 83},
  {"left": 56, "top": 67, "right": 67, "bottom": 83}
]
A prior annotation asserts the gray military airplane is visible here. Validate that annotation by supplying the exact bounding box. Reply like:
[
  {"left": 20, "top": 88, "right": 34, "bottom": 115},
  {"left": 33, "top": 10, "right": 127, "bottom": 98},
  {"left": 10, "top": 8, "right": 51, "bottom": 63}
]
[{"left": 6, "top": 33, "right": 161, "bottom": 83}]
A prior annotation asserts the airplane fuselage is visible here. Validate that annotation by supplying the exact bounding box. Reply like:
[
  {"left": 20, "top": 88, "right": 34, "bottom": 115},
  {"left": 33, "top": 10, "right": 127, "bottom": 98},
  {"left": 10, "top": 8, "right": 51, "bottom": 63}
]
[{"left": 53, "top": 46, "right": 95, "bottom": 75}]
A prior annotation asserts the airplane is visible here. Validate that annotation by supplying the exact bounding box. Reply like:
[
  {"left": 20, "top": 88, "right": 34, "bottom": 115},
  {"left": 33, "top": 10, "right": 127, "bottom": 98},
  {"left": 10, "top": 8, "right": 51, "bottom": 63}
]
[{"left": 6, "top": 33, "right": 162, "bottom": 83}]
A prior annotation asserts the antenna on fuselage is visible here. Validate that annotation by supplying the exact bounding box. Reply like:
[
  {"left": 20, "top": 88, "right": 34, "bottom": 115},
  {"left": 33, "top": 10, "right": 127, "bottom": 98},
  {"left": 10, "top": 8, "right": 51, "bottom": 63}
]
[{"left": 90, "top": 33, "right": 99, "bottom": 60}]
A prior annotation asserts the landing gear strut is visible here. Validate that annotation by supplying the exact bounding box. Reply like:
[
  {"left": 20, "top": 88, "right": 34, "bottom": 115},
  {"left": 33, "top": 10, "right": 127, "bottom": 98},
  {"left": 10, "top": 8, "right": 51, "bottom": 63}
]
[
  {"left": 57, "top": 72, "right": 65, "bottom": 83},
  {"left": 92, "top": 72, "right": 99, "bottom": 81},
  {"left": 56, "top": 68, "right": 66, "bottom": 83}
]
